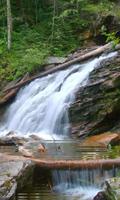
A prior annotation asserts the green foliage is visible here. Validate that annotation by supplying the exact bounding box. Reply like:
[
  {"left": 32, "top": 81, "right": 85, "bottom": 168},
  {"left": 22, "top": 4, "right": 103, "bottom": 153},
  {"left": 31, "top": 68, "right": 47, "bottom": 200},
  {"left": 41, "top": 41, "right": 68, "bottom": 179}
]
[
  {"left": 0, "top": 0, "right": 120, "bottom": 86},
  {"left": 0, "top": 28, "right": 50, "bottom": 84},
  {"left": 101, "top": 26, "right": 120, "bottom": 48},
  {"left": 106, "top": 32, "right": 120, "bottom": 47}
]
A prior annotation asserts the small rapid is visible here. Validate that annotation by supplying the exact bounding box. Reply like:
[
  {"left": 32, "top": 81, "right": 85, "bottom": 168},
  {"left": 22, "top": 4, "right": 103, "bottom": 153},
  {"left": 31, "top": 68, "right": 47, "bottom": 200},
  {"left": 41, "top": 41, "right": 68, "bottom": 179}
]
[{"left": 16, "top": 167, "right": 120, "bottom": 200}]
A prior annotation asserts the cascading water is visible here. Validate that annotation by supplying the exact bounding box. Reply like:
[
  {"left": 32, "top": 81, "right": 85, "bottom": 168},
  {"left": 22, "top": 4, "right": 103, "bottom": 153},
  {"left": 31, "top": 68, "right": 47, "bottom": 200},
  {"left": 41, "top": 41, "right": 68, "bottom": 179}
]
[
  {"left": 52, "top": 167, "right": 120, "bottom": 199},
  {"left": 0, "top": 52, "right": 118, "bottom": 200},
  {"left": 0, "top": 52, "right": 117, "bottom": 140}
]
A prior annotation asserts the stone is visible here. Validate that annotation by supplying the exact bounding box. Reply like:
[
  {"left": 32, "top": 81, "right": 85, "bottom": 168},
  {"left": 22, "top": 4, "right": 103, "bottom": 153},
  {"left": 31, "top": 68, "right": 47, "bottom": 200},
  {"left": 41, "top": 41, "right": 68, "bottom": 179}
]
[
  {"left": 46, "top": 56, "right": 67, "bottom": 64},
  {"left": 6, "top": 131, "right": 15, "bottom": 136},
  {"left": 105, "top": 178, "right": 120, "bottom": 199},
  {"left": 94, "top": 177, "right": 120, "bottom": 200},
  {"left": 81, "top": 132, "right": 120, "bottom": 147},
  {"left": 19, "top": 146, "right": 33, "bottom": 157},
  {"left": 29, "top": 134, "right": 42, "bottom": 141},
  {"left": 0, "top": 136, "right": 28, "bottom": 146},
  {"left": 93, "top": 191, "right": 108, "bottom": 200},
  {"left": 11, "top": 136, "right": 28, "bottom": 145},
  {"left": 0, "top": 153, "right": 33, "bottom": 199}
]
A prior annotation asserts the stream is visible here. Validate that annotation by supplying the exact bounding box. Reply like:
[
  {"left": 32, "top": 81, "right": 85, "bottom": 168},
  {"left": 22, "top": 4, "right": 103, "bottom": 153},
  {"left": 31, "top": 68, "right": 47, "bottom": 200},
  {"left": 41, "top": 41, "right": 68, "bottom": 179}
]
[
  {"left": 16, "top": 166, "right": 120, "bottom": 200},
  {"left": 0, "top": 51, "right": 119, "bottom": 200}
]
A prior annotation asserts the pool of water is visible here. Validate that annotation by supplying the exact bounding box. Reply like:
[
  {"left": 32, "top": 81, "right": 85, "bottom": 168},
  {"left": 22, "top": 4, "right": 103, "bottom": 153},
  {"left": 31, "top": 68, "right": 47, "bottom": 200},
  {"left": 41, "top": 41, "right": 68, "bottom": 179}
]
[
  {"left": 15, "top": 166, "right": 120, "bottom": 200},
  {"left": 0, "top": 141, "right": 120, "bottom": 200},
  {"left": 2, "top": 140, "right": 118, "bottom": 160},
  {"left": 0, "top": 140, "right": 120, "bottom": 163},
  {"left": 0, "top": 138, "right": 120, "bottom": 160}
]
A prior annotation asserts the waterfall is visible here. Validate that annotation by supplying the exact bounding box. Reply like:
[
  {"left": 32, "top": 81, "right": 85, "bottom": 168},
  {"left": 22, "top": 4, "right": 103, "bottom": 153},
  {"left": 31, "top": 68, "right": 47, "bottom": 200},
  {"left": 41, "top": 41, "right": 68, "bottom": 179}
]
[
  {"left": 0, "top": 52, "right": 118, "bottom": 200},
  {"left": 0, "top": 52, "right": 117, "bottom": 140},
  {"left": 52, "top": 167, "right": 120, "bottom": 198}
]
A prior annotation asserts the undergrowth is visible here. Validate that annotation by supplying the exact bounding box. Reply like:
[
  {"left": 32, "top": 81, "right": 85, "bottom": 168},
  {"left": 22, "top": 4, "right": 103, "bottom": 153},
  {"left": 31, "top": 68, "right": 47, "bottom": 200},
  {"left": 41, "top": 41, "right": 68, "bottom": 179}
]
[{"left": 0, "top": 0, "right": 120, "bottom": 87}]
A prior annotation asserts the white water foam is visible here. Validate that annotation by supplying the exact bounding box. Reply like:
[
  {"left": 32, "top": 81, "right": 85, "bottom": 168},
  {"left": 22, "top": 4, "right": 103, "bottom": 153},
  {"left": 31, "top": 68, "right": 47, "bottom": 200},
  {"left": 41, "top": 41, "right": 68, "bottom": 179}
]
[{"left": 0, "top": 52, "right": 117, "bottom": 141}]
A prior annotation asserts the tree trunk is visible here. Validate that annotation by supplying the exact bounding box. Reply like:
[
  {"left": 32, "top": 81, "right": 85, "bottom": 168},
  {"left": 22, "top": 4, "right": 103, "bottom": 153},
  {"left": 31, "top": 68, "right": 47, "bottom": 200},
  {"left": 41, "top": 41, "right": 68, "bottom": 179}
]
[
  {"left": 3, "top": 42, "right": 120, "bottom": 93},
  {"left": 29, "top": 158, "right": 120, "bottom": 170},
  {"left": 7, "top": 0, "right": 12, "bottom": 50}
]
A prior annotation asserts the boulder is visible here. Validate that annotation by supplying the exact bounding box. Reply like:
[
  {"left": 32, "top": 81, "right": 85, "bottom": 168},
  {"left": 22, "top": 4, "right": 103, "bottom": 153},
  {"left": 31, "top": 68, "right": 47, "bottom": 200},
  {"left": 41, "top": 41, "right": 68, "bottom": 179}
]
[
  {"left": 0, "top": 153, "right": 33, "bottom": 199},
  {"left": 81, "top": 132, "right": 120, "bottom": 147},
  {"left": 93, "top": 191, "right": 108, "bottom": 200},
  {"left": 105, "top": 178, "right": 120, "bottom": 199},
  {"left": 0, "top": 136, "right": 28, "bottom": 146},
  {"left": 18, "top": 146, "right": 33, "bottom": 157},
  {"left": 46, "top": 56, "right": 67, "bottom": 65},
  {"left": 94, "top": 177, "right": 120, "bottom": 200}
]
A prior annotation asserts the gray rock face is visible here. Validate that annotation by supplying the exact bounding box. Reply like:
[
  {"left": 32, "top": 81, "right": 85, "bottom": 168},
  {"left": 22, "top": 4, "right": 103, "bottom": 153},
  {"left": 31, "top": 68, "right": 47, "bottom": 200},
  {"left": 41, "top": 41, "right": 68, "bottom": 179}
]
[
  {"left": 69, "top": 51, "right": 120, "bottom": 137},
  {"left": 0, "top": 153, "right": 33, "bottom": 199},
  {"left": 94, "top": 178, "right": 120, "bottom": 200},
  {"left": 46, "top": 56, "right": 67, "bottom": 64}
]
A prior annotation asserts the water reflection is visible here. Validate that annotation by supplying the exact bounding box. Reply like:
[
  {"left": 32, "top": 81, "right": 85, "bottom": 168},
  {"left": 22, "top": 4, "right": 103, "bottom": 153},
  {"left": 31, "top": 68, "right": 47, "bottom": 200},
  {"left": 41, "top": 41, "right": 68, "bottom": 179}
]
[{"left": 23, "top": 140, "right": 120, "bottom": 160}]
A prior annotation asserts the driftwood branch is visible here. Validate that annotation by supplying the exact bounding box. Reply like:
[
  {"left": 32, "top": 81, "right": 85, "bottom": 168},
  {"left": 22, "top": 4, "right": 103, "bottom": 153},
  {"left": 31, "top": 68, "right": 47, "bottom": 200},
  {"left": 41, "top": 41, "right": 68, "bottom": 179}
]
[
  {"left": 30, "top": 158, "right": 120, "bottom": 169},
  {"left": 4, "top": 43, "right": 120, "bottom": 93}
]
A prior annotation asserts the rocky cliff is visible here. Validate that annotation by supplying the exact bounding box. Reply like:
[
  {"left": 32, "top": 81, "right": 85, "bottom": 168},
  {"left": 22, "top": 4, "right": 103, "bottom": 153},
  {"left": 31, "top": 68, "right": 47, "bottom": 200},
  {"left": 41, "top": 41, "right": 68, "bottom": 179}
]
[{"left": 70, "top": 51, "right": 120, "bottom": 138}]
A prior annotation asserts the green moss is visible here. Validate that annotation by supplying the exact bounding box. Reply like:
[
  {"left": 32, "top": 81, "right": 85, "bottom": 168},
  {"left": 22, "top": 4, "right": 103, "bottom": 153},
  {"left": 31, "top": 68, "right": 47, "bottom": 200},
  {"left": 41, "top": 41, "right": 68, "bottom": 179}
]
[{"left": 3, "top": 180, "right": 11, "bottom": 189}]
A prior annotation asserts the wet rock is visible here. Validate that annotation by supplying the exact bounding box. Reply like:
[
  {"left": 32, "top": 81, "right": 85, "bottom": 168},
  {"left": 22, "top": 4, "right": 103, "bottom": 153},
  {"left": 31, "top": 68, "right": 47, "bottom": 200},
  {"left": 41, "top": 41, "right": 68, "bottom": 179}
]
[
  {"left": 19, "top": 146, "right": 33, "bottom": 157},
  {"left": 81, "top": 132, "right": 120, "bottom": 147},
  {"left": 105, "top": 178, "right": 120, "bottom": 199},
  {"left": 29, "top": 134, "right": 42, "bottom": 141},
  {"left": 0, "top": 136, "right": 28, "bottom": 146},
  {"left": 11, "top": 136, "right": 28, "bottom": 146},
  {"left": 46, "top": 56, "right": 67, "bottom": 64},
  {"left": 94, "top": 178, "right": 120, "bottom": 200},
  {"left": 69, "top": 52, "right": 120, "bottom": 137},
  {"left": 93, "top": 191, "right": 108, "bottom": 200},
  {"left": 6, "top": 131, "right": 15, "bottom": 136},
  {"left": 0, "top": 153, "right": 33, "bottom": 199}
]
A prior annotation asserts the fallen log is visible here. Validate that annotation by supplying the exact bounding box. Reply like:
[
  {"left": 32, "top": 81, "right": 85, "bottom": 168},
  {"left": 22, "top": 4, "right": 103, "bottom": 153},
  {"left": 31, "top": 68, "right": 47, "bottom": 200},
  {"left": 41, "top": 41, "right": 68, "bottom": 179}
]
[
  {"left": 1, "top": 152, "right": 120, "bottom": 170},
  {"left": 29, "top": 158, "right": 120, "bottom": 170},
  {"left": 4, "top": 42, "right": 120, "bottom": 93},
  {"left": 0, "top": 73, "right": 29, "bottom": 105}
]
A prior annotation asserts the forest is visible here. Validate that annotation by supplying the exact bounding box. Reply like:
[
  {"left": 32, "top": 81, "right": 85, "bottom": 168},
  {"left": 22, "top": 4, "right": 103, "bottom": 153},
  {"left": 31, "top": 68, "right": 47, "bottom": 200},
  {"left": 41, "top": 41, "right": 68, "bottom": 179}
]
[
  {"left": 0, "top": 0, "right": 120, "bottom": 88},
  {"left": 0, "top": 1, "right": 120, "bottom": 200}
]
